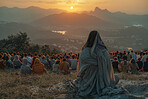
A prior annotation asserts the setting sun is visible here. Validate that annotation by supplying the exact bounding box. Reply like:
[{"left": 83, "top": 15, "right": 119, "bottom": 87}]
[{"left": 70, "top": 6, "right": 74, "bottom": 10}]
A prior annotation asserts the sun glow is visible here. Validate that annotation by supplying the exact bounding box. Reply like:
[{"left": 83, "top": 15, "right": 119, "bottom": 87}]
[{"left": 70, "top": 6, "right": 74, "bottom": 10}]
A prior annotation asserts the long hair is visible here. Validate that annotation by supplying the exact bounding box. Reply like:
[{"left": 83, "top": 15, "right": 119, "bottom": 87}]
[
  {"left": 30, "top": 56, "right": 37, "bottom": 68},
  {"left": 82, "top": 31, "right": 98, "bottom": 50}
]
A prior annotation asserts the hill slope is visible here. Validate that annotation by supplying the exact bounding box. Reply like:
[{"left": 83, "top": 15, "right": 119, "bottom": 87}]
[
  {"left": 32, "top": 12, "right": 121, "bottom": 29},
  {"left": 0, "top": 6, "right": 64, "bottom": 23}
]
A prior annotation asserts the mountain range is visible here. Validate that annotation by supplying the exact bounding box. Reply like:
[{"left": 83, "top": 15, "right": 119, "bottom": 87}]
[
  {"left": 90, "top": 7, "right": 148, "bottom": 28},
  {"left": 0, "top": 6, "right": 148, "bottom": 28},
  {"left": 32, "top": 12, "right": 121, "bottom": 29},
  {"left": 0, "top": 6, "right": 64, "bottom": 23},
  {"left": 0, "top": 6, "right": 147, "bottom": 51}
]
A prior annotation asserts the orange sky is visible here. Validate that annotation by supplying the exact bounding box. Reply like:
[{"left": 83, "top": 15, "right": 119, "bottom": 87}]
[{"left": 0, "top": 0, "right": 148, "bottom": 14}]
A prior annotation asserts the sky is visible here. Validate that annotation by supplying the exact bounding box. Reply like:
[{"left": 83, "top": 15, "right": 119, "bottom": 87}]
[{"left": 0, "top": 0, "right": 148, "bottom": 14}]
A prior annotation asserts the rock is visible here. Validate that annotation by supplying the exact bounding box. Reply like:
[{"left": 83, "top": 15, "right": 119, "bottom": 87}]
[
  {"left": 27, "top": 86, "right": 40, "bottom": 96},
  {"left": 49, "top": 80, "right": 76, "bottom": 93},
  {"left": 120, "top": 80, "right": 148, "bottom": 97}
]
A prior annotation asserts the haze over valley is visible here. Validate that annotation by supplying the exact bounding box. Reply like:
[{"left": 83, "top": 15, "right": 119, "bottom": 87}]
[{"left": 0, "top": 6, "right": 148, "bottom": 52}]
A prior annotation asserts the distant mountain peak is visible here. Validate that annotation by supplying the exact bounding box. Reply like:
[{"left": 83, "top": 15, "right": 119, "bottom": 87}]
[
  {"left": 27, "top": 6, "right": 38, "bottom": 8},
  {"left": 94, "top": 7, "right": 111, "bottom": 14},
  {"left": 26, "top": 6, "right": 43, "bottom": 10},
  {"left": 94, "top": 7, "right": 102, "bottom": 12}
]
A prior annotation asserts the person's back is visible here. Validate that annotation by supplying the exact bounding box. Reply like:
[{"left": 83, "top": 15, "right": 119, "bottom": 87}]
[
  {"left": 52, "top": 60, "right": 60, "bottom": 73},
  {"left": 121, "top": 56, "right": 128, "bottom": 73},
  {"left": 121, "top": 60, "right": 128, "bottom": 73},
  {"left": 66, "top": 56, "right": 71, "bottom": 67},
  {"left": 27, "top": 54, "right": 33, "bottom": 66},
  {"left": 13, "top": 55, "right": 22, "bottom": 69},
  {"left": 109, "top": 52, "right": 113, "bottom": 60},
  {"left": 59, "top": 59, "right": 70, "bottom": 74},
  {"left": 76, "top": 31, "right": 120, "bottom": 97},
  {"left": 38, "top": 54, "right": 42, "bottom": 61},
  {"left": 46, "top": 55, "right": 52, "bottom": 69},
  {"left": 21, "top": 59, "right": 32, "bottom": 75},
  {"left": 127, "top": 52, "right": 132, "bottom": 61},
  {"left": 13, "top": 60, "right": 21, "bottom": 68},
  {"left": 5, "top": 60, "right": 12, "bottom": 68},
  {"left": 143, "top": 58, "right": 148, "bottom": 72},
  {"left": 112, "top": 57, "right": 119, "bottom": 72},
  {"left": 41, "top": 56, "right": 49, "bottom": 69},
  {"left": 136, "top": 58, "right": 143, "bottom": 70},
  {"left": 5, "top": 56, "right": 13, "bottom": 68},
  {"left": 32, "top": 58, "right": 47, "bottom": 74},
  {"left": 141, "top": 52, "right": 148, "bottom": 62},
  {"left": 11, "top": 54, "right": 15, "bottom": 62},
  {"left": 70, "top": 55, "right": 77, "bottom": 70},
  {"left": 130, "top": 59, "right": 139, "bottom": 74},
  {"left": 0, "top": 54, "right": 6, "bottom": 70},
  {"left": 41, "top": 60, "right": 49, "bottom": 69},
  {"left": 112, "top": 61, "right": 118, "bottom": 68},
  {"left": 131, "top": 50, "right": 137, "bottom": 61},
  {"left": 50, "top": 57, "right": 55, "bottom": 68}
]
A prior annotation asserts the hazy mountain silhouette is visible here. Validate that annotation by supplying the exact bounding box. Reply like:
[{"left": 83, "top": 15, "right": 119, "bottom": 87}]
[
  {"left": 32, "top": 12, "right": 121, "bottom": 28},
  {"left": 1, "top": 6, "right": 147, "bottom": 28},
  {"left": 0, "top": 6, "right": 65, "bottom": 23},
  {"left": 90, "top": 7, "right": 148, "bottom": 28}
]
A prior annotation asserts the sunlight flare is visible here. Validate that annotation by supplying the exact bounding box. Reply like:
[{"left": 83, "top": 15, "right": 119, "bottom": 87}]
[{"left": 70, "top": 6, "right": 74, "bottom": 10}]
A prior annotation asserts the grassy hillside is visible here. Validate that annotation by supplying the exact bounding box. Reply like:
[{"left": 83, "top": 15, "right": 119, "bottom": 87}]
[
  {"left": 0, "top": 69, "right": 77, "bottom": 98},
  {"left": 0, "top": 69, "right": 148, "bottom": 98}
]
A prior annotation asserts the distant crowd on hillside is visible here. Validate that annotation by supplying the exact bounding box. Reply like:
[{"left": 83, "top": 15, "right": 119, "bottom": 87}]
[
  {"left": 0, "top": 50, "right": 148, "bottom": 75},
  {"left": 110, "top": 50, "right": 148, "bottom": 74},
  {"left": 0, "top": 52, "right": 79, "bottom": 75}
]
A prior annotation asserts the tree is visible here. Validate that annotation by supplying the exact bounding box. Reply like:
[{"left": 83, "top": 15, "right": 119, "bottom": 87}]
[
  {"left": 0, "top": 32, "right": 30, "bottom": 53},
  {"left": 41, "top": 45, "right": 51, "bottom": 54},
  {"left": 0, "top": 32, "right": 61, "bottom": 54},
  {"left": 27, "top": 44, "right": 40, "bottom": 54}
]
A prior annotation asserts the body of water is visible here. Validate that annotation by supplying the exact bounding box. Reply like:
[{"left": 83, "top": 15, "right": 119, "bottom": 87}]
[{"left": 52, "top": 30, "right": 66, "bottom": 35}]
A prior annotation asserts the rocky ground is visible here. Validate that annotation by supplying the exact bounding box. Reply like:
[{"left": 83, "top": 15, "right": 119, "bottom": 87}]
[
  {"left": 52, "top": 79, "right": 148, "bottom": 99},
  {"left": 53, "top": 73, "right": 148, "bottom": 99}
]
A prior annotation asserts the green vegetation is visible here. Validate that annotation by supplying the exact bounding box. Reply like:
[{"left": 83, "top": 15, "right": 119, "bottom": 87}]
[{"left": 0, "top": 32, "right": 60, "bottom": 54}]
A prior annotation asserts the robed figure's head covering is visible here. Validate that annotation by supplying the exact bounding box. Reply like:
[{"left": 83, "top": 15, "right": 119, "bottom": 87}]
[{"left": 82, "top": 31, "right": 107, "bottom": 57}]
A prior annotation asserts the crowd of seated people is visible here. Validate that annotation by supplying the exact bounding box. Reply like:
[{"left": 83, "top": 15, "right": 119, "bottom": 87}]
[
  {"left": 110, "top": 50, "right": 148, "bottom": 74},
  {"left": 0, "top": 50, "right": 147, "bottom": 75},
  {"left": 0, "top": 52, "right": 79, "bottom": 75}
]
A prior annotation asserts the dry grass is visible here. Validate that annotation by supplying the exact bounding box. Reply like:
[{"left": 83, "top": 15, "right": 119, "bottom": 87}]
[
  {"left": 0, "top": 69, "right": 147, "bottom": 99},
  {"left": 0, "top": 69, "right": 77, "bottom": 99},
  {"left": 118, "top": 72, "right": 148, "bottom": 82}
]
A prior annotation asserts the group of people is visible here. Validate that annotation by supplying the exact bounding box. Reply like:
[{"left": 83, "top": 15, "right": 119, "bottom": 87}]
[
  {"left": 0, "top": 52, "right": 78, "bottom": 75},
  {"left": 110, "top": 50, "right": 148, "bottom": 74},
  {"left": 0, "top": 50, "right": 148, "bottom": 75},
  {"left": 0, "top": 31, "right": 148, "bottom": 97}
]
